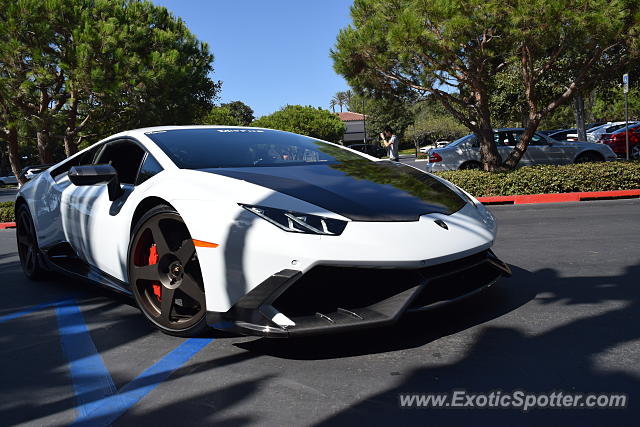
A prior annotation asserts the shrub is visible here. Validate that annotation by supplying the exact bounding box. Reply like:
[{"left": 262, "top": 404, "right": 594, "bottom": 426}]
[
  {"left": 435, "top": 161, "right": 640, "bottom": 197},
  {"left": 0, "top": 202, "right": 14, "bottom": 222}
]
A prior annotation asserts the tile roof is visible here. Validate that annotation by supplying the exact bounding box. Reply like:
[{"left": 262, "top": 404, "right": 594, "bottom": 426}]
[{"left": 336, "top": 112, "right": 367, "bottom": 121}]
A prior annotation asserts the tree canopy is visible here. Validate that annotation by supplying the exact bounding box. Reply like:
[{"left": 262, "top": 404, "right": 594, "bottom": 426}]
[
  {"left": 221, "top": 101, "right": 255, "bottom": 125},
  {"left": 0, "top": 0, "right": 219, "bottom": 180},
  {"left": 198, "top": 106, "right": 241, "bottom": 126},
  {"left": 252, "top": 105, "right": 346, "bottom": 143},
  {"left": 332, "top": 0, "right": 640, "bottom": 170}
]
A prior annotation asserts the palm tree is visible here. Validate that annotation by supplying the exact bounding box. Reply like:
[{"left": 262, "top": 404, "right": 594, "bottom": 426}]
[
  {"left": 334, "top": 92, "right": 345, "bottom": 112},
  {"left": 329, "top": 98, "right": 337, "bottom": 113},
  {"left": 344, "top": 90, "right": 353, "bottom": 110}
]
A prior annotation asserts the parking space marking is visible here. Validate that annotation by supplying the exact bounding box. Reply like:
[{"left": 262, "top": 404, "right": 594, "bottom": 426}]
[
  {"left": 1, "top": 298, "right": 214, "bottom": 426},
  {"left": 74, "top": 338, "right": 212, "bottom": 426},
  {"left": 56, "top": 301, "right": 121, "bottom": 419}
]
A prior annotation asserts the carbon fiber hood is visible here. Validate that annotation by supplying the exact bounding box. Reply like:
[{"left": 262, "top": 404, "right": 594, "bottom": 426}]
[{"left": 200, "top": 160, "right": 466, "bottom": 221}]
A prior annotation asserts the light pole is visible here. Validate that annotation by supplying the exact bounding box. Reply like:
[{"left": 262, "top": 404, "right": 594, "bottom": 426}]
[
  {"left": 624, "top": 73, "right": 630, "bottom": 160},
  {"left": 362, "top": 97, "right": 367, "bottom": 144}
]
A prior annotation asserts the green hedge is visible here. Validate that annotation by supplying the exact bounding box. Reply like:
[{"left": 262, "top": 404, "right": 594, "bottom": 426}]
[
  {"left": 0, "top": 201, "right": 15, "bottom": 223},
  {"left": 436, "top": 161, "right": 640, "bottom": 197}
]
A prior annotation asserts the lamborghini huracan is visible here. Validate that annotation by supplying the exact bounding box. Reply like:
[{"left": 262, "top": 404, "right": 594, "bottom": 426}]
[{"left": 15, "top": 126, "right": 510, "bottom": 337}]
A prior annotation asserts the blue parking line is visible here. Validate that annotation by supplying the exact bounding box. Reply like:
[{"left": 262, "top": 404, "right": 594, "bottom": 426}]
[
  {"left": 56, "top": 301, "right": 123, "bottom": 419},
  {"left": 0, "top": 298, "right": 74, "bottom": 324},
  {"left": 3, "top": 297, "right": 213, "bottom": 425},
  {"left": 73, "top": 338, "right": 213, "bottom": 426}
]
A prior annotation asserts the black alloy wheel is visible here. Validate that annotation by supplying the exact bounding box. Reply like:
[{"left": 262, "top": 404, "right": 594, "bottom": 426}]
[
  {"left": 15, "top": 205, "right": 45, "bottom": 279},
  {"left": 129, "top": 205, "right": 208, "bottom": 337}
]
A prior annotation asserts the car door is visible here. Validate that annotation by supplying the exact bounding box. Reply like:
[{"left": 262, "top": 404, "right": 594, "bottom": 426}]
[
  {"left": 512, "top": 131, "right": 566, "bottom": 165},
  {"left": 493, "top": 131, "right": 515, "bottom": 165},
  {"left": 33, "top": 144, "right": 104, "bottom": 249},
  {"left": 62, "top": 138, "right": 157, "bottom": 279}
]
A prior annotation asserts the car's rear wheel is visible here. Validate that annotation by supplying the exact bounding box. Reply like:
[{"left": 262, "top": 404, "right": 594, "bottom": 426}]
[
  {"left": 15, "top": 205, "right": 46, "bottom": 280},
  {"left": 129, "top": 205, "right": 208, "bottom": 337},
  {"left": 631, "top": 144, "right": 640, "bottom": 160},
  {"left": 459, "top": 161, "right": 482, "bottom": 170},
  {"left": 574, "top": 151, "right": 603, "bottom": 163}
]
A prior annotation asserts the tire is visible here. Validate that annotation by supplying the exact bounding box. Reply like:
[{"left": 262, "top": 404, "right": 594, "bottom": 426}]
[
  {"left": 15, "top": 204, "right": 47, "bottom": 280},
  {"left": 128, "top": 205, "right": 208, "bottom": 337},
  {"left": 574, "top": 151, "right": 603, "bottom": 163},
  {"left": 459, "top": 161, "right": 482, "bottom": 170},
  {"left": 631, "top": 145, "right": 640, "bottom": 160}
]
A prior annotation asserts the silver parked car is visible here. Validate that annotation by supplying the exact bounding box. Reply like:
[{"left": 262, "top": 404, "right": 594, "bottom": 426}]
[{"left": 426, "top": 128, "right": 618, "bottom": 171}]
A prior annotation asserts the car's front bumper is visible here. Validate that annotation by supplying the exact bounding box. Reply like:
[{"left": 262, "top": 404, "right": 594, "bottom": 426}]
[{"left": 206, "top": 249, "right": 511, "bottom": 337}]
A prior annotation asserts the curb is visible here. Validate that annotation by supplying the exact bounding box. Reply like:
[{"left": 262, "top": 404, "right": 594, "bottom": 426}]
[
  {"left": 0, "top": 222, "right": 16, "bottom": 229},
  {"left": 477, "top": 189, "right": 640, "bottom": 205}
]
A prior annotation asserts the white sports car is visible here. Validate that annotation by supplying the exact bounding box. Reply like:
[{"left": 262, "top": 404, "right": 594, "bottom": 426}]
[{"left": 15, "top": 126, "right": 510, "bottom": 337}]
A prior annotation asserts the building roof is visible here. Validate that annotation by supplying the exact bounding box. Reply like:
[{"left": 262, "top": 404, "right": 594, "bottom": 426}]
[{"left": 336, "top": 112, "right": 367, "bottom": 122}]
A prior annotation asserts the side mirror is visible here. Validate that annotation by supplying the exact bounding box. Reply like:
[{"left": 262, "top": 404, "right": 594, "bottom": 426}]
[{"left": 68, "top": 164, "right": 123, "bottom": 201}]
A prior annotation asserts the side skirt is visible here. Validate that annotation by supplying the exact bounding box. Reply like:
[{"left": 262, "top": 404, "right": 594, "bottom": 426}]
[{"left": 40, "top": 243, "right": 132, "bottom": 297}]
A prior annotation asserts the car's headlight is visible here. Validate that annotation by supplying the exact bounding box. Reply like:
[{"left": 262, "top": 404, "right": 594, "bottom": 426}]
[{"left": 239, "top": 204, "right": 348, "bottom": 235}]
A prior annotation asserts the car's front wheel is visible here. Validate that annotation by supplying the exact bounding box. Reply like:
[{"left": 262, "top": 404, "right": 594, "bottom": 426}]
[{"left": 128, "top": 205, "right": 208, "bottom": 337}]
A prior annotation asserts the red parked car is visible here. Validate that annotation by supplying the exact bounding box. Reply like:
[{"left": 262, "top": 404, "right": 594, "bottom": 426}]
[{"left": 598, "top": 124, "right": 640, "bottom": 159}]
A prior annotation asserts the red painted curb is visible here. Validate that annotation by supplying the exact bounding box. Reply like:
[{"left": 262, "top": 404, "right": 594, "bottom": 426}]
[
  {"left": 477, "top": 189, "right": 640, "bottom": 205},
  {"left": 0, "top": 222, "right": 16, "bottom": 229}
]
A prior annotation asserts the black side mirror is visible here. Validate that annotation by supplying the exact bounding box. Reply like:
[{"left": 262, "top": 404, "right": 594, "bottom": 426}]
[{"left": 68, "top": 164, "right": 123, "bottom": 201}]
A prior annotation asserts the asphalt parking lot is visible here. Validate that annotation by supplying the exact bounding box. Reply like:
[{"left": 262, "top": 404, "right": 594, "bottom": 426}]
[
  {"left": 0, "top": 187, "right": 18, "bottom": 203},
  {"left": 1, "top": 198, "right": 639, "bottom": 426}
]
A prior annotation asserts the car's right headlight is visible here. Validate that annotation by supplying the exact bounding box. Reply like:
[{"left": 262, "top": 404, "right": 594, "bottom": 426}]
[{"left": 239, "top": 204, "right": 348, "bottom": 236}]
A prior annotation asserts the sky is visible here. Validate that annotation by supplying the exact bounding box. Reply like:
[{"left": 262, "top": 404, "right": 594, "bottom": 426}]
[{"left": 153, "top": 0, "right": 354, "bottom": 118}]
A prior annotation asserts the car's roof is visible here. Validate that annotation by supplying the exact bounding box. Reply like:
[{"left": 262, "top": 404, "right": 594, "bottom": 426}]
[{"left": 128, "top": 125, "right": 273, "bottom": 134}]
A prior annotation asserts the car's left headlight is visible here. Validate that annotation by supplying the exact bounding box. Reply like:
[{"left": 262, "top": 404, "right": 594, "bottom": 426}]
[{"left": 239, "top": 204, "right": 348, "bottom": 236}]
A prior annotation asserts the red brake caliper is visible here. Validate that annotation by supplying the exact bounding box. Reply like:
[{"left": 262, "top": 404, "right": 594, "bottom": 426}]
[{"left": 148, "top": 244, "right": 161, "bottom": 301}]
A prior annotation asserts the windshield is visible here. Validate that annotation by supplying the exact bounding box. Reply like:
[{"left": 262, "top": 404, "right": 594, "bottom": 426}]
[{"left": 145, "top": 128, "right": 366, "bottom": 169}]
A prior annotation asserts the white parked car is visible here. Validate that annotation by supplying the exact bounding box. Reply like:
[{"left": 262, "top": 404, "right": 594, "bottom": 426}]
[
  {"left": 588, "top": 122, "right": 637, "bottom": 143},
  {"left": 426, "top": 128, "right": 618, "bottom": 171},
  {"left": 16, "top": 126, "right": 510, "bottom": 337}
]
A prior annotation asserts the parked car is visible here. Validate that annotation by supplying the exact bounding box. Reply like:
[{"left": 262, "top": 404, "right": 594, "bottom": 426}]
[
  {"left": 549, "top": 129, "right": 578, "bottom": 141},
  {"left": 537, "top": 129, "right": 564, "bottom": 136},
  {"left": 599, "top": 123, "right": 640, "bottom": 159},
  {"left": 347, "top": 143, "right": 387, "bottom": 158},
  {"left": 19, "top": 164, "right": 52, "bottom": 184},
  {"left": 566, "top": 123, "right": 624, "bottom": 141},
  {"left": 0, "top": 174, "right": 18, "bottom": 186},
  {"left": 419, "top": 140, "right": 449, "bottom": 153},
  {"left": 16, "top": 125, "right": 509, "bottom": 337},
  {"left": 426, "top": 128, "right": 618, "bottom": 171},
  {"left": 589, "top": 122, "right": 636, "bottom": 143}
]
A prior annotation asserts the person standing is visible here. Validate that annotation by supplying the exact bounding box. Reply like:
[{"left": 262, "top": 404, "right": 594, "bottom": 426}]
[{"left": 380, "top": 126, "right": 399, "bottom": 161}]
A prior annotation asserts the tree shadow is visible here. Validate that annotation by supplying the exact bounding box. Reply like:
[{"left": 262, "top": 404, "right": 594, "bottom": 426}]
[{"left": 311, "top": 263, "right": 640, "bottom": 426}]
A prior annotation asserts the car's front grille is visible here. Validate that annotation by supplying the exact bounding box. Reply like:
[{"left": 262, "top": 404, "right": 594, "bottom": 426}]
[
  {"left": 272, "top": 266, "right": 423, "bottom": 318},
  {"left": 409, "top": 261, "right": 503, "bottom": 309},
  {"left": 272, "top": 250, "right": 506, "bottom": 320}
]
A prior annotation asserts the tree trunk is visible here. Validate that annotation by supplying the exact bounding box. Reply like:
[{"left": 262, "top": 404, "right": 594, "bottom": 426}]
[
  {"left": 37, "top": 129, "right": 53, "bottom": 164},
  {"left": 503, "top": 115, "right": 540, "bottom": 169},
  {"left": 5, "top": 126, "right": 24, "bottom": 185},
  {"left": 475, "top": 87, "right": 502, "bottom": 171},
  {"left": 574, "top": 93, "right": 587, "bottom": 141}
]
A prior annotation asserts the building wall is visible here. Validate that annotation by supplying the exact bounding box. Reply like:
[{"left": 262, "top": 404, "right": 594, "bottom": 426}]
[{"left": 342, "top": 120, "right": 365, "bottom": 143}]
